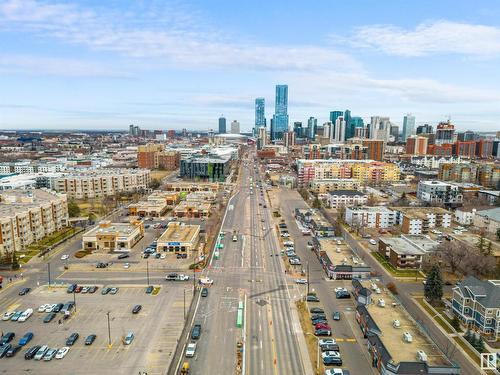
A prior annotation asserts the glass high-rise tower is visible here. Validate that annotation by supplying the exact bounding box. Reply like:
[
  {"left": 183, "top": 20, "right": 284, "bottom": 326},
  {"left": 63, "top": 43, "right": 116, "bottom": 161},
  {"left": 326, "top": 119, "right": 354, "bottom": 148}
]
[
  {"left": 218, "top": 116, "right": 226, "bottom": 134},
  {"left": 402, "top": 114, "right": 415, "bottom": 141},
  {"left": 255, "top": 98, "right": 266, "bottom": 128},
  {"left": 271, "top": 85, "right": 289, "bottom": 140}
]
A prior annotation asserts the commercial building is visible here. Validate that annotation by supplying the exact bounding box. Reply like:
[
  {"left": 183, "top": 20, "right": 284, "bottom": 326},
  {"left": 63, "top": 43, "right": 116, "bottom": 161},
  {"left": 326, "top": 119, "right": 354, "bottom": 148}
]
[
  {"left": 271, "top": 84, "right": 289, "bottom": 140},
  {"left": 156, "top": 221, "right": 200, "bottom": 257},
  {"left": 355, "top": 281, "right": 460, "bottom": 375},
  {"left": 185, "top": 191, "right": 217, "bottom": 203},
  {"left": 128, "top": 191, "right": 180, "bottom": 218},
  {"left": 53, "top": 168, "right": 151, "bottom": 199},
  {"left": 378, "top": 235, "right": 438, "bottom": 269},
  {"left": 416, "top": 180, "right": 463, "bottom": 206},
  {"left": 173, "top": 201, "right": 211, "bottom": 218},
  {"left": 230, "top": 120, "right": 240, "bottom": 134},
  {"left": 82, "top": 220, "right": 144, "bottom": 252},
  {"left": 326, "top": 190, "right": 367, "bottom": 208},
  {"left": 180, "top": 154, "right": 233, "bottom": 182},
  {"left": 452, "top": 277, "right": 500, "bottom": 341},
  {"left": 163, "top": 182, "right": 222, "bottom": 193},
  {"left": 345, "top": 206, "right": 397, "bottom": 229},
  {"left": 0, "top": 189, "right": 68, "bottom": 256},
  {"left": 395, "top": 207, "right": 452, "bottom": 235}
]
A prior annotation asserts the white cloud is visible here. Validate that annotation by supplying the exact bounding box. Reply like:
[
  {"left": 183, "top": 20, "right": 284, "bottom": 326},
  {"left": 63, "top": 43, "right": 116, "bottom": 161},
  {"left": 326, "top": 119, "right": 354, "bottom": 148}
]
[
  {"left": 0, "top": 54, "right": 128, "bottom": 77},
  {"left": 0, "top": 0, "right": 359, "bottom": 73},
  {"left": 347, "top": 20, "right": 500, "bottom": 57}
]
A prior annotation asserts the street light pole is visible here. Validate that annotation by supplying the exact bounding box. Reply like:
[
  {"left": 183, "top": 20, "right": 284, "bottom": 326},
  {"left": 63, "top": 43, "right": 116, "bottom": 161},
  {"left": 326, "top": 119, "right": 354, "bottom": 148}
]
[
  {"left": 106, "top": 311, "right": 112, "bottom": 349},
  {"left": 146, "top": 260, "right": 150, "bottom": 286},
  {"left": 47, "top": 262, "right": 51, "bottom": 287},
  {"left": 306, "top": 261, "right": 310, "bottom": 296}
]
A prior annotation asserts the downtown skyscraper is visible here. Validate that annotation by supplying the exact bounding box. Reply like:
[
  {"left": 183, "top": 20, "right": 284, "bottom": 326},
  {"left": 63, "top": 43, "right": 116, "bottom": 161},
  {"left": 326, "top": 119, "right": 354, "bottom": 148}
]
[
  {"left": 271, "top": 84, "right": 289, "bottom": 140},
  {"left": 255, "top": 98, "right": 266, "bottom": 127},
  {"left": 402, "top": 114, "right": 415, "bottom": 141}
]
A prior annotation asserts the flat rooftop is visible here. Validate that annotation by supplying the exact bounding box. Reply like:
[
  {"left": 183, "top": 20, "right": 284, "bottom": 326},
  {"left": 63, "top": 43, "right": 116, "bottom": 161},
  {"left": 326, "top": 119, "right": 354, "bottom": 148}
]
[
  {"left": 158, "top": 222, "right": 200, "bottom": 244},
  {"left": 0, "top": 189, "right": 65, "bottom": 217},
  {"left": 174, "top": 201, "right": 211, "bottom": 210},
  {"left": 318, "top": 238, "right": 366, "bottom": 267},
  {"left": 84, "top": 222, "right": 140, "bottom": 237},
  {"left": 395, "top": 206, "right": 449, "bottom": 218},
  {"left": 361, "top": 280, "right": 451, "bottom": 366}
]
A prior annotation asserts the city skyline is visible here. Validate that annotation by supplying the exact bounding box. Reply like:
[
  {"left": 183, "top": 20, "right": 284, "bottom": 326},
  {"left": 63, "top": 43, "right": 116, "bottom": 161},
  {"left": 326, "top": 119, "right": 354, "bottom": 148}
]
[{"left": 2, "top": 0, "right": 500, "bottom": 132}]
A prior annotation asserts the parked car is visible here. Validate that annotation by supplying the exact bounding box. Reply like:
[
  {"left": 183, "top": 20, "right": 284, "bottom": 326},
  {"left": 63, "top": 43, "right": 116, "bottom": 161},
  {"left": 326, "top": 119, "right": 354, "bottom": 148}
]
[
  {"left": 101, "top": 287, "right": 111, "bottom": 295},
  {"left": 336, "top": 291, "right": 350, "bottom": 299},
  {"left": 201, "top": 288, "right": 209, "bottom": 297},
  {"left": 67, "top": 284, "right": 77, "bottom": 293},
  {"left": 74, "top": 286, "right": 82, "bottom": 293},
  {"left": 124, "top": 332, "right": 134, "bottom": 345},
  {"left": 132, "top": 305, "right": 142, "bottom": 314},
  {"left": 24, "top": 345, "right": 41, "bottom": 360},
  {"left": 118, "top": 253, "right": 129, "bottom": 259},
  {"left": 320, "top": 344, "right": 340, "bottom": 352},
  {"left": 310, "top": 307, "right": 324, "bottom": 314},
  {"left": 1, "top": 332, "right": 15, "bottom": 345},
  {"left": 88, "top": 286, "right": 98, "bottom": 293},
  {"left": 44, "top": 312, "right": 56, "bottom": 323},
  {"left": 146, "top": 285, "right": 154, "bottom": 294},
  {"left": 333, "top": 312, "right": 341, "bottom": 321},
  {"left": 315, "top": 323, "right": 331, "bottom": 330},
  {"left": 19, "top": 287, "right": 31, "bottom": 296},
  {"left": 61, "top": 254, "right": 69, "bottom": 260},
  {"left": 18, "top": 308, "right": 34, "bottom": 322},
  {"left": 43, "top": 348, "right": 57, "bottom": 361},
  {"left": 6, "top": 345, "right": 22, "bottom": 357},
  {"left": 191, "top": 324, "right": 202, "bottom": 340},
  {"left": 185, "top": 343, "right": 197, "bottom": 357},
  {"left": 319, "top": 338, "right": 337, "bottom": 346},
  {"left": 19, "top": 332, "right": 34, "bottom": 346},
  {"left": 81, "top": 286, "right": 89, "bottom": 293},
  {"left": 369, "top": 239, "right": 377, "bottom": 245},
  {"left": 66, "top": 332, "right": 79, "bottom": 346},
  {"left": 306, "top": 295, "right": 320, "bottom": 302},
  {"left": 314, "top": 329, "right": 331, "bottom": 336},
  {"left": 34, "top": 345, "right": 49, "bottom": 360},
  {"left": 295, "top": 278, "right": 307, "bottom": 284},
  {"left": 311, "top": 313, "right": 327, "bottom": 319},
  {"left": 55, "top": 346, "right": 69, "bottom": 359},
  {"left": 2, "top": 311, "right": 15, "bottom": 321},
  {"left": 85, "top": 334, "right": 96, "bottom": 345},
  {"left": 0, "top": 344, "right": 12, "bottom": 358},
  {"left": 109, "top": 287, "right": 119, "bottom": 295}
]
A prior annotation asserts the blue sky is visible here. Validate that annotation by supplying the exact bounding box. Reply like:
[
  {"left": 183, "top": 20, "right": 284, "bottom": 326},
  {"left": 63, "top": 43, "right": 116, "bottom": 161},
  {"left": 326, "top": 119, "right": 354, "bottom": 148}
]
[{"left": 1, "top": 0, "right": 500, "bottom": 132}]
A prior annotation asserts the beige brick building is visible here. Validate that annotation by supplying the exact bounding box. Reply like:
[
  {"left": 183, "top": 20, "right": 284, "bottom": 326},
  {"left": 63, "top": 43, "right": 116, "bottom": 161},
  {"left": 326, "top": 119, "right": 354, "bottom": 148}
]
[{"left": 0, "top": 189, "right": 68, "bottom": 257}]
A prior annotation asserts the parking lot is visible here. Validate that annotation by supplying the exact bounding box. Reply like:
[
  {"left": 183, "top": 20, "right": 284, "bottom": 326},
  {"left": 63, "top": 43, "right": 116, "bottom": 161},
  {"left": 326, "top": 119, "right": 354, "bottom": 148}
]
[{"left": 0, "top": 283, "right": 192, "bottom": 374}]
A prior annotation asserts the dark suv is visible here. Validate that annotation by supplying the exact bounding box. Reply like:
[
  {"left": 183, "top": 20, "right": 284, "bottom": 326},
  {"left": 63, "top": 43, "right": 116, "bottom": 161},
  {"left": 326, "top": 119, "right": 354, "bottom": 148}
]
[
  {"left": 191, "top": 324, "right": 201, "bottom": 340},
  {"left": 66, "top": 333, "right": 79, "bottom": 346},
  {"left": 24, "top": 345, "right": 41, "bottom": 360}
]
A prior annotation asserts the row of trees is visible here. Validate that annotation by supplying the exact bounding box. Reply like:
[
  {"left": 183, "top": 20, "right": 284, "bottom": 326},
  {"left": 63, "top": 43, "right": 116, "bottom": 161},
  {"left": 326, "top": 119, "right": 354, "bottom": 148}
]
[{"left": 464, "top": 329, "right": 486, "bottom": 352}]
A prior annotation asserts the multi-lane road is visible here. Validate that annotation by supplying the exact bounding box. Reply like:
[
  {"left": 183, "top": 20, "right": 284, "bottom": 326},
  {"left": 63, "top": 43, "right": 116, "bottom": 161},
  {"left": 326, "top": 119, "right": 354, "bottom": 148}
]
[{"left": 175, "top": 154, "right": 307, "bottom": 375}]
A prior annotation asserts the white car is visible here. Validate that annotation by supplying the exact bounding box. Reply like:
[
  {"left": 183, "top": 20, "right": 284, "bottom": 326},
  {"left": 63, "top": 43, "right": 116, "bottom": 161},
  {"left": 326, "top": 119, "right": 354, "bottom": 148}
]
[
  {"left": 160, "top": 253, "right": 166, "bottom": 259},
  {"left": 38, "top": 304, "right": 50, "bottom": 313},
  {"left": 123, "top": 263, "right": 130, "bottom": 269},
  {"left": 198, "top": 277, "right": 214, "bottom": 286},
  {"left": 319, "top": 338, "right": 336, "bottom": 346},
  {"left": 2, "top": 311, "right": 15, "bottom": 321},
  {"left": 55, "top": 347, "right": 70, "bottom": 359},
  {"left": 369, "top": 239, "right": 377, "bottom": 245},
  {"left": 18, "top": 308, "right": 33, "bottom": 322},
  {"left": 336, "top": 240, "right": 342, "bottom": 245},
  {"left": 322, "top": 351, "right": 341, "bottom": 359},
  {"left": 325, "top": 369, "right": 345, "bottom": 375},
  {"left": 334, "top": 287, "right": 347, "bottom": 293},
  {"left": 45, "top": 304, "right": 57, "bottom": 313},
  {"left": 185, "top": 343, "right": 196, "bottom": 357},
  {"left": 61, "top": 254, "right": 69, "bottom": 260},
  {"left": 295, "top": 278, "right": 308, "bottom": 284}
]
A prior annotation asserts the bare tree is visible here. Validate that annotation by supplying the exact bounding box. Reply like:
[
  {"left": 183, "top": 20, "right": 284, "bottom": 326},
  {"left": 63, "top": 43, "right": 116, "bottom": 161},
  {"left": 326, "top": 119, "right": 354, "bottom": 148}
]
[{"left": 435, "top": 241, "right": 469, "bottom": 274}]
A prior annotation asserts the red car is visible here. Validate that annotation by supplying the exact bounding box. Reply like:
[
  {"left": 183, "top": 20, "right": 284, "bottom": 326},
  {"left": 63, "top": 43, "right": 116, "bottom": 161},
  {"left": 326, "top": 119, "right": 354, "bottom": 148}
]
[
  {"left": 74, "top": 286, "right": 82, "bottom": 293},
  {"left": 315, "top": 323, "right": 331, "bottom": 330}
]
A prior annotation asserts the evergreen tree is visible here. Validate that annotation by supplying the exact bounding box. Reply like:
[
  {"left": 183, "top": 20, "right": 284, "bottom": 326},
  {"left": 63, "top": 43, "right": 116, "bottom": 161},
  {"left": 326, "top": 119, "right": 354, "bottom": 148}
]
[
  {"left": 312, "top": 197, "right": 322, "bottom": 209},
  {"left": 11, "top": 251, "right": 20, "bottom": 270},
  {"left": 424, "top": 265, "right": 443, "bottom": 304},
  {"left": 475, "top": 336, "right": 485, "bottom": 352},
  {"left": 451, "top": 315, "right": 461, "bottom": 331},
  {"left": 464, "top": 329, "right": 472, "bottom": 342},
  {"left": 469, "top": 333, "right": 478, "bottom": 348}
]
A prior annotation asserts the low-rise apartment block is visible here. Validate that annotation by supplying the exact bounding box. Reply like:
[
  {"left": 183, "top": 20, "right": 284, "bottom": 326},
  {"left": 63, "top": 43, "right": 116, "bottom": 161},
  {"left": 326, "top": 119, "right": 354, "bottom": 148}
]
[
  {"left": 0, "top": 189, "right": 68, "bottom": 256},
  {"left": 156, "top": 221, "right": 200, "bottom": 257},
  {"left": 472, "top": 207, "right": 500, "bottom": 235},
  {"left": 345, "top": 206, "right": 397, "bottom": 229},
  {"left": 378, "top": 235, "right": 438, "bottom": 269},
  {"left": 395, "top": 207, "right": 451, "bottom": 235},
  {"left": 326, "top": 190, "right": 367, "bottom": 208},
  {"left": 82, "top": 220, "right": 144, "bottom": 252},
  {"left": 309, "top": 178, "right": 360, "bottom": 194},
  {"left": 53, "top": 168, "right": 151, "bottom": 199},
  {"left": 416, "top": 180, "right": 463, "bottom": 206},
  {"left": 452, "top": 276, "right": 500, "bottom": 340}
]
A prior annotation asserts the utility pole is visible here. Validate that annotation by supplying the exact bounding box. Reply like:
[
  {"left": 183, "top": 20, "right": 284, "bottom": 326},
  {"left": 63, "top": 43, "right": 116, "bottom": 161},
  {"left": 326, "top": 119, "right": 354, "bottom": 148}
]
[
  {"left": 106, "top": 312, "right": 112, "bottom": 348},
  {"left": 183, "top": 288, "right": 186, "bottom": 320},
  {"left": 146, "top": 260, "right": 150, "bottom": 286},
  {"left": 192, "top": 267, "right": 196, "bottom": 291},
  {"left": 47, "top": 262, "right": 51, "bottom": 287}
]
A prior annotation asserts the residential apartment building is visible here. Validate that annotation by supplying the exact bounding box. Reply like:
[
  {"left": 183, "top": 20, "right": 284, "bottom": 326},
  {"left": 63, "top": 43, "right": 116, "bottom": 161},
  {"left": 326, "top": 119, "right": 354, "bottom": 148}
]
[
  {"left": 82, "top": 220, "right": 144, "bottom": 252},
  {"left": 326, "top": 190, "right": 367, "bottom": 208},
  {"left": 309, "top": 179, "right": 360, "bottom": 194},
  {"left": 378, "top": 235, "right": 438, "bottom": 269},
  {"left": 0, "top": 189, "right": 68, "bottom": 256},
  {"left": 452, "top": 277, "right": 500, "bottom": 340},
  {"left": 53, "top": 168, "right": 151, "bottom": 199},
  {"left": 362, "top": 140, "right": 385, "bottom": 161},
  {"left": 438, "top": 162, "right": 500, "bottom": 188},
  {"left": 137, "top": 143, "right": 180, "bottom": 170},
  {"left": 396, "top": 207, "right": 452, "bottom": 235},
  {"left": 472, "top": 207, "right": 500, "bottom": 235},
  {"left": 416, "top": 180, "right": 463, "bottom": 206},
  {"left": 345, "top": 206, "right": 397, "bottom": 229},
  {"left": 405, "top": 136, "right": 428, "bottom": 155}
]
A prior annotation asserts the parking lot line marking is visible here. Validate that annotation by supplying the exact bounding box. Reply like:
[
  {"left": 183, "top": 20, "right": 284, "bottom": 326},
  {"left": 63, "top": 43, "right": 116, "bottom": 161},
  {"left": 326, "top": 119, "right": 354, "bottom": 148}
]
[{"left": 6, "top": 299, "right": 21, "bottom": 311}]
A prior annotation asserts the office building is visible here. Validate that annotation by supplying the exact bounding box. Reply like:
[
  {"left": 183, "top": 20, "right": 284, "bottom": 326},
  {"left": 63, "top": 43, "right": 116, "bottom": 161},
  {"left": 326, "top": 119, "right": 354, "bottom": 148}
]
[
  {"left": 453, "top": 140, "right": 477, "bottom": 158},
  {"left": 333, "top": 116, "right": 346, "bottom": 142},
  {"left": 293, "top": 122, "right": 303, "bottom": 138},
  {"left": 255, "top": 98, "right": 266, "bottom": 129},
  {"left": 218, "top": 116, "right": 227, "bottom": 134},
  {"left": 230, "top": 120, "right": 240, "bottom": 134},
  {"left": 0, "top": 189, "right": 68, "bottom": 256},
  {"left": 257, "top": 127, "right": 267, "bottom": 150},
  {"left": 370, "top": 116, "right": 391, "bottom": 141},
  {"left": 180, "top": 155, "right": 233, "bottom": 182},
  {"left": 344, "top": 109, "right": 356, "bottom": 140},
  {"left": 402, "top": 114, "right": 415, "bottom": 141},
  {"left": 457, "top": 131, "right": 476, "bottom": 142},
  {"left": 390, "top": 125, "right": 399, "bottom": 142},
  {"left": 82, "top": 220, "right": 144, "bottom": 252},
  {"left": 329, "top": 111, "right": 343, "bottom": 124},
  {"left": 271, "top": 84, "right": 289, "bottom": 140},
  {"left": 417, "top": 180, "right": 463, "bottom": 206},
  {"left": 416, "top": 124, "right": 433, "bottom": 134},
  {"left": 307, "top": 117, "right": 318, "bottom": 139}
]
